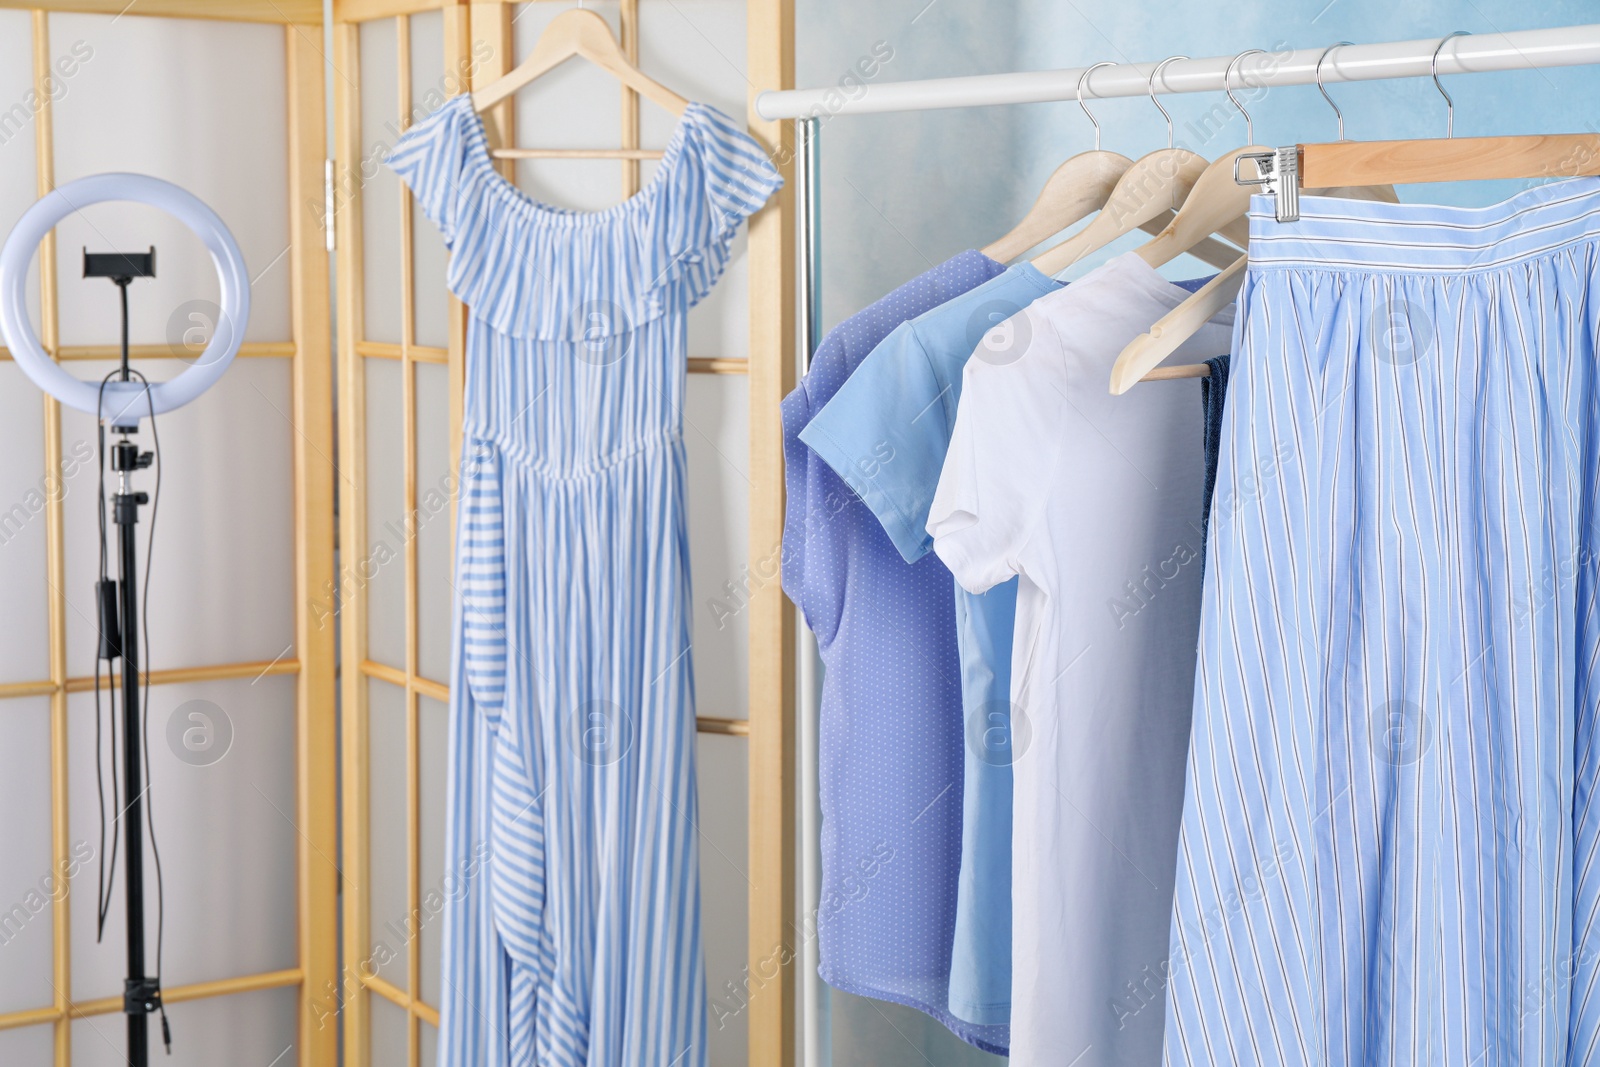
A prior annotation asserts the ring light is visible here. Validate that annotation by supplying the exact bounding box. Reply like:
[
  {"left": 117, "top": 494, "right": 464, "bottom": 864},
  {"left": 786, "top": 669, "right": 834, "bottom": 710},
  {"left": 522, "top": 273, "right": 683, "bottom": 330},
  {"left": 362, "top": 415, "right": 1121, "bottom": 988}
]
[{"left": 0, "top": 173, "right": 249, "bottom": 422}]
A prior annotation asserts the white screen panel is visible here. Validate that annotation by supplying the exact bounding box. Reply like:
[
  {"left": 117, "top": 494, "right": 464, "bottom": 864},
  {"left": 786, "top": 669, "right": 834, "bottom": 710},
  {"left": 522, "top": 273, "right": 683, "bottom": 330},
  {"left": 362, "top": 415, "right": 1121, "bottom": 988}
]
[
  {"left": 408, "top": 10, "right": 452, "bottom": 351},
  {"left": 370, "top": 990, "right": 408, "bottom": 1067},
  {"left": 698, "top": 734, "right": 748, "bottom": 1067},
  {"left": 363, "top": 357, "right": 406, "bottom": 669},
  {"left": 49, "top": 14, "right": 290, "bottom": 346},
  {"left": 685, "top": 228, "right": 752, "bottom": 364},
  {"left": 638, "top": 1, "right": 748, "bottom": 117},
  {"left": 0, "top": 10, "right": 42, "bottom": 345},
  {"left": 360, "top": 16, "right": 404, "bottom": 347},
  {"left": 50, "top": 200, "right": 215, "bottom": 352},
  {"left": 0, "top": 698, "right": 56, "bottom": 1015},
  {"left": 509, "top": 3, "right": 624, "bottom": 211},
  {"left": 0, "top": 363, "right": 51, "bottom": 685},
  {"left": 418, "top": 693, "right": 448, "bottom": 1008},
  {"left": 59, "top": 358, "right": 296, "bottom": 678},
  {"left": 415, "top": 360, "right": 451, "bottom": 684},
  {"left": 686, "top": 374, "right": 749, "bottom": 719},
  {"left": 421, "top": 1019, "right": 438, "bottom": 1067},
  {"left": 70, "top": 983, "right": 296, "bottom": 1067},
  {"left": 0, "top": 1023, "right": 52, "bottom": 1064},
  {"left": 67, "top": 675, "right": 298, "bottom": 1002},
  {"left": 366, "top": 675, "right": 408, "bottom": 990},
  {"left": 641, "top": 1, "right": 752, "bottom": 366}
]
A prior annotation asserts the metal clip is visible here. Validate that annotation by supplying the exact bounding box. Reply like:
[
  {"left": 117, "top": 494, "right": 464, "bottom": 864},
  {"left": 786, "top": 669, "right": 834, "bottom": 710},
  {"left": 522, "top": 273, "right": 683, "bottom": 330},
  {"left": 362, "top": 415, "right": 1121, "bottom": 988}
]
[
  {"left": 124, "top": 976, "right": 162, "bottom": 1015},
  {"left": 1233, "top": 146, "right": 1300, "bottom": 222}
]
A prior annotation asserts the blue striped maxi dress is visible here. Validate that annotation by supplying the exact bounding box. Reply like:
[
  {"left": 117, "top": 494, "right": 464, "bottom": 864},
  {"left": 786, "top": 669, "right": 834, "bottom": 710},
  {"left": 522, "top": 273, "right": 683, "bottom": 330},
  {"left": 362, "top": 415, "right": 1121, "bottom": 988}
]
[
  {"left": 388, "top": 94, "right": 781, "bottom": 1067},
  {"left": 1166, "top": 179, "right": 1600, "bottom": 1067}
]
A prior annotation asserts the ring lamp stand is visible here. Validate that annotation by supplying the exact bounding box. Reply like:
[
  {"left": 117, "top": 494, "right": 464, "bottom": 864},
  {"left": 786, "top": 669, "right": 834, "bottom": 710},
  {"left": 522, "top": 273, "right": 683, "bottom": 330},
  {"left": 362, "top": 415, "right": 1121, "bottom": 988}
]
[
  {"left": 0, "top": 172, "right": 249, "bottom": 424},
  {"left": 0, "top": 174, "right": 248, "bottom": 1067}
]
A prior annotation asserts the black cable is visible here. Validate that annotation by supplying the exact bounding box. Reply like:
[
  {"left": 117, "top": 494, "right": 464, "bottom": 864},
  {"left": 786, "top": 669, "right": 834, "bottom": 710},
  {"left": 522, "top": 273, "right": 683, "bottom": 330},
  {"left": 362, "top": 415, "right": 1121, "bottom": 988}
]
[
  {"left": 118, "top": 280, "right": 129, "bottom": 381},
  {"left": 127, "top": 368, "right": 170, "bottom": 1054},
  {"left": 94, "top": 372, "right": 120, "bottom": 943}
]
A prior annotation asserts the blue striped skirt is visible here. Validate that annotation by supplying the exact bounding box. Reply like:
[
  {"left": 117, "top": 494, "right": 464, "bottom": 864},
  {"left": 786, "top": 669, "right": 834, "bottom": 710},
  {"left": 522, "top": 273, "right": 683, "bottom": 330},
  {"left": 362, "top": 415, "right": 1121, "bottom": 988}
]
[{"left": 1167, "top": 178, "right": 1600, "bottom": 1067}]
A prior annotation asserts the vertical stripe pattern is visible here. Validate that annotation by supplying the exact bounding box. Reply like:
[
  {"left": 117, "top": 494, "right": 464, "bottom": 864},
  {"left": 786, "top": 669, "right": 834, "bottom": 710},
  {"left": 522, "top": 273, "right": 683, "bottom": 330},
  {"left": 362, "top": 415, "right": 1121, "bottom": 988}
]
[
  {"left": 1166, "top": 179, "right": 1600, "bottom": 1067},
  {"left": 389, "top": 94, "right": 781, "bottom": 1067}
]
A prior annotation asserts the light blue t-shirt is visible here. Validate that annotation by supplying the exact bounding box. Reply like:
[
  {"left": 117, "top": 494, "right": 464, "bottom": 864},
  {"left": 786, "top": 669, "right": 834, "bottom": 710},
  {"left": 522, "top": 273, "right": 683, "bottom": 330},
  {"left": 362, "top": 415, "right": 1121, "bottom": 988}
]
[{"left": 802, "top": 261, "right": 1066, "bottom": 1028}]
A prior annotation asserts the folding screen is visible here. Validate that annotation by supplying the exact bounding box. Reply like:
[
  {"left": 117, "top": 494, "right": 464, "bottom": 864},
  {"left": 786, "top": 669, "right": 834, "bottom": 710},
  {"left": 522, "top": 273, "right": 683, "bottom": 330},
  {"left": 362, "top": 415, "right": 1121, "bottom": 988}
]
[
  {"left": 331, "top": 1, "right": 794, "bottom": 1065},
  {"left": 0, "top": 1, "right": 794, "bottom": 1064},
  {"left": 0, "top": 3, "right": 336, "bottom": 1066}
]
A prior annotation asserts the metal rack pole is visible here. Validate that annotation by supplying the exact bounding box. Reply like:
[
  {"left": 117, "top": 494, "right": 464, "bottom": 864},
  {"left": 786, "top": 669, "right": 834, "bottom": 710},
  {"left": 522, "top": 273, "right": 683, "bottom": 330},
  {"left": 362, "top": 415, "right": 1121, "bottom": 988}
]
[
  {"left": 793, "top": 113, "right": 832, "bottom": 1067},
  {"left": 757, "top": 24, "right": 1600, "bottom": 120}
]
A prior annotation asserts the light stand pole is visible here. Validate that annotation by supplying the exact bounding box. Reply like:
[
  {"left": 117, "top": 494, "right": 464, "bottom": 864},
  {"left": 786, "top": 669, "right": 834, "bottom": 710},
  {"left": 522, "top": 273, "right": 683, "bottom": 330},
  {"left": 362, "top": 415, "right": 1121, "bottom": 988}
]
[
  {"left": 112, "top": 427, "right": 157, "bottom": 1065},
  {"left": 87, "top": 249, "right": 162, "bottom": 1067}
]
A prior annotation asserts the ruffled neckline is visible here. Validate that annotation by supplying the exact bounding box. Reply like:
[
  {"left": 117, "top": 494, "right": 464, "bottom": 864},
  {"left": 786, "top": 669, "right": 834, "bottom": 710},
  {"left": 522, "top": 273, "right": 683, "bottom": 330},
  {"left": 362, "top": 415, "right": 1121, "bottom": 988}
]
[
  {"left": 449, "top": 93, "right": 699, "bottom": 228},
  {"left": 389, "top": 92, "right": 783, "bottom": 343}
]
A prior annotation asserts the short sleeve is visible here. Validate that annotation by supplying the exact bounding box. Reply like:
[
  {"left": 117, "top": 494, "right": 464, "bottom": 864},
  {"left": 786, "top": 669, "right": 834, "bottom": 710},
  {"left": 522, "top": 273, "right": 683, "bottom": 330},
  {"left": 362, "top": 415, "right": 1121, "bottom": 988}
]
[
  {"left": 659, "top": 105, "right": 784, "bottom": 308},
  {"left": 387, "top": 94, "right": 474, "bottom": 249},
  {"left": 799, "top": 322, "right": 952, "bottom": 563},
  {"left": 927, "top": 309, "right": 1060, "bottom": 594},
  {"left": 694, "top": 105, "right": 784, "bottom": 231}
]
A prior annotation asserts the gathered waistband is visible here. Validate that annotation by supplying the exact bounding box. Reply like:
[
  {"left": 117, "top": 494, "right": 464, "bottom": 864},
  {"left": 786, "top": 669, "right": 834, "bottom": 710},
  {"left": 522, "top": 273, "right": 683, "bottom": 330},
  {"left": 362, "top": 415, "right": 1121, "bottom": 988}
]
[
  {"left": 468, "top": 424, "right": 684, "bottom": 484},
  {"left": 1246, "top": 175, "right": 1600, "bottom": 274}
]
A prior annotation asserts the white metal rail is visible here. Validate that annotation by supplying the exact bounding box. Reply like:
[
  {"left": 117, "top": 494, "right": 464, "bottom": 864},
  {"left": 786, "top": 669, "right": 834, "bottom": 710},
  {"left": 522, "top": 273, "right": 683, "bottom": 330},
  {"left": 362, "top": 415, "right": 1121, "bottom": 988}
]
[{"left": 756, "top": 24, "right": 1600, "bottom": 119}]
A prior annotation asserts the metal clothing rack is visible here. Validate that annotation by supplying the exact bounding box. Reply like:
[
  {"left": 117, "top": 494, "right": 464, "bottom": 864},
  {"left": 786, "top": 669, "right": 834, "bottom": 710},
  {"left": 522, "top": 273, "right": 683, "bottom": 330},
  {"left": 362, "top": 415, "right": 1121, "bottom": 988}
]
[{"left": 760, "top": 23, "right": 1600, "bottom": 1067}]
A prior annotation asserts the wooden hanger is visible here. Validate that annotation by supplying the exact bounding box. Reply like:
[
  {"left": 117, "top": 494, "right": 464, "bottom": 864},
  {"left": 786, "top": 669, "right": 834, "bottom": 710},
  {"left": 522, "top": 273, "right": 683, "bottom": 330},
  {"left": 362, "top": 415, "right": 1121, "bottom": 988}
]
[
  {"left": 1244, "top": 33, "right": 1600, "bottom": 222},
  {"left": 1108, "top": 259, "right": 1242, "bottom": 392},
  {"left": 471, "top": 7, "right": 689, "bottom": 118},
  {"left": 1089, "top": 53, "right": 1270, "bottom": 394},
  {"left": 987, "top": 160, "right": 1242, "bottom": 270},
  {"left": 1032, "top": 154, "right": 1212, "bottom": 274},
  {"left": 1131, "top": 150, "right": 1258, "bottom": 269},
  {"left": 1123, "top": 49, "right": 1274, "bottom": 275},
  {"left": 983, "top": 63, "right": 1129, "bottom": 262},
  {"left": 1110, "top": 45, "right": 1404, "bottom": 395},
  {"left": 985, "top": 62, "right": 1240, "bottom": 271},
  {"left": 1032, "top": 57, "right": 1213, "bottom": 276},
  {"left": 1108, "top": 175, "right": 1407, "bottom": 393},
  {"left": 1296, "top": 133, "right": 1600, "bottom": 190},
  {"left": 1129, "top": 153, "right": 1260, "bottom": 267},
  {"left": 983, "top": 149, "right": 1133, "bottom": 263}
]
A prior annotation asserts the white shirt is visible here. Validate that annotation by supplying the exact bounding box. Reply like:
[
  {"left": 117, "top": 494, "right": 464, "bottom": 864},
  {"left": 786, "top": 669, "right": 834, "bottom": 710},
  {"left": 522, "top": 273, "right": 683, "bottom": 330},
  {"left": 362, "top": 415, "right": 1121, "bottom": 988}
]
[{"left": 927, "top": 252, "right": 1235, "bottom": 1067}]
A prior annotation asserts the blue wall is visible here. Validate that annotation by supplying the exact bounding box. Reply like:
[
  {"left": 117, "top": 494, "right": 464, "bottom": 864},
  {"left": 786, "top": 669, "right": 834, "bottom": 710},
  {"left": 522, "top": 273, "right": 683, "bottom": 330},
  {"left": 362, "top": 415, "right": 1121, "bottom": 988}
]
[
  {"left": 801, "top": 1, "right": 1600, "bottom": 333},
  {"left": 795, "top": 3, "right": 1600, "bottom": 1064}
]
